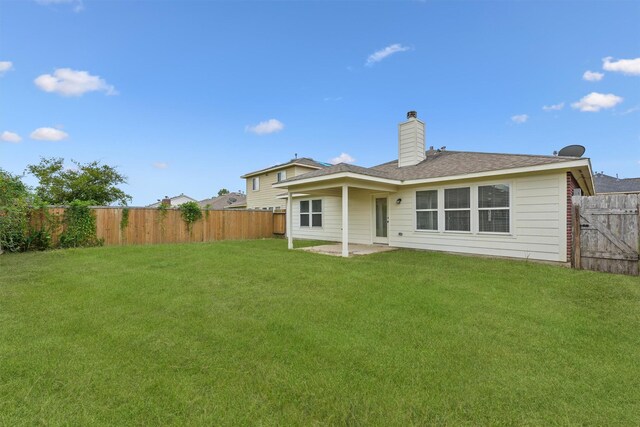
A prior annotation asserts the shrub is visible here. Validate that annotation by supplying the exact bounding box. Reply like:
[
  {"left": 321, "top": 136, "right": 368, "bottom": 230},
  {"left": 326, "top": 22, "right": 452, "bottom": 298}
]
[
  {"left": 179, "top": 201, "right": 202, "bottom": 232},
  {"left": 25, "top": 205, "right": 60, "bottom": 251},
  {"left": 120, "top": 208, "right": 130, "bottom": 231},
  {"left": 59, "top": 200, "right": 103, "bottom": 248},
  {"left": 0, "top": 202, "right": 29, "bottom": 253}
]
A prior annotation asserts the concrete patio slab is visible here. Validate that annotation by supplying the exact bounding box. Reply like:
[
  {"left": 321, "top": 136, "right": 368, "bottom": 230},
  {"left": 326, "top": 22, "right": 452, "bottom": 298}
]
[{"left": 298, "top": 243, "right": 398, "bottom": 257}]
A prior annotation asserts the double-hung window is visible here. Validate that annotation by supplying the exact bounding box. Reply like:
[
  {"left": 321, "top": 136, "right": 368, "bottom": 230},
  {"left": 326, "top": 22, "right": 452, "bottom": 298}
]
[
  {"left": 478, "top": 184, "right": 510, "bottom": 233},
  {"left": 277, "top": 171, "right": 286, "bottom": 182},
  {"left": 444, "top": 187, "right": 470, "bottom": 231},
  {"left": 416, "top": 190, "right": 438, "bottom": 230},
  {"left": 300, "top": 199, "right": 322, "bottom": 227},
  {"left": 252, "top": 177, "right": 260, "bottom": 191}
]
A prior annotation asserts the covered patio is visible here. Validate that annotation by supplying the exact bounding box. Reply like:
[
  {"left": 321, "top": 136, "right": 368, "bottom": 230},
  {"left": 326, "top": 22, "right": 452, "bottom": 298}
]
[{"left": 275, "top": 174, "right": 400, "bottom": 257}]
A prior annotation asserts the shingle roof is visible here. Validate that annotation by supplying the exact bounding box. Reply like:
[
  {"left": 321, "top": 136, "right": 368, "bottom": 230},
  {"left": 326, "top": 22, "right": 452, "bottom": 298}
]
[
  {"left": 280, "top": 150, "right": 584, "bottom": 184},
  {"left": 198, "top": 192, "right": 247, "bottom": 209},
  {"left": 146, "top": 193, "right": 197, "bottom": 207},
  {"left": 594, "top": 173, "right": 640, "bottom": 193},
  {"left": 241, "top": 157, "right": 330, "bottom": 178}
]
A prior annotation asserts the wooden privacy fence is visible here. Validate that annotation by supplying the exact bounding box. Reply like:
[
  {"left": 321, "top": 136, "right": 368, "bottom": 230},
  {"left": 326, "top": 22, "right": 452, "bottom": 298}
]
[
  {"left": 41, "top": 207, "right": 280, "bottom": 246},
  {"left": 572, "top": 194, "right": 639, "bottom": 276},
  {"left": 273, "top": 211, "right": 286, "bottom": 235}
]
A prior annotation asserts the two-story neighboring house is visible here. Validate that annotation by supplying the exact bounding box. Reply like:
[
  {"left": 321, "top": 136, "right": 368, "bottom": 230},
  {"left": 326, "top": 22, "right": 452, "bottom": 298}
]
[{"left": 241, "top": 157, "right": 329, "bottom": 210}]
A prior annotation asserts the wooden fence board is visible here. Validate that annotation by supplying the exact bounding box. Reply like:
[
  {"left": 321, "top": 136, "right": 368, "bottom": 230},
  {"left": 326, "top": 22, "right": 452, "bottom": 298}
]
[
  {"left": 36, "top": 207, "right": 279, "bottom": 247},
  {"left": 273, "top": 212, "right": 286, "bottom": 235},
  {"left": 572, "top": 194, "right": 639, "bottom": 275}
]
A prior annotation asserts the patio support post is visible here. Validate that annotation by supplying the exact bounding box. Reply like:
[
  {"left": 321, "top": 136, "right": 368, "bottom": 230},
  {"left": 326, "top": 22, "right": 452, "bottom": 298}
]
[
  {"left": 342, "top": 184, "right": 349, "bottom": 257},
  {"left": 287, "top": 191, "right": 293, "bottom": 250}
]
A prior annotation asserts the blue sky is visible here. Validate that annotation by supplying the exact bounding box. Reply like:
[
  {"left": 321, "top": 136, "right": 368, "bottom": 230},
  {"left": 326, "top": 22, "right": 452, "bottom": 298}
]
[{"left": 1, "top": 0, "right": 639, "bottom": 205}]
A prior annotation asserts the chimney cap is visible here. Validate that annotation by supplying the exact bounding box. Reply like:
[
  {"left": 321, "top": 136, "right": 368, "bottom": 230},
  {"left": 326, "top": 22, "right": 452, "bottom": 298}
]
[{"left": 407, "top": 111, "right": 418, "bottom": 119}]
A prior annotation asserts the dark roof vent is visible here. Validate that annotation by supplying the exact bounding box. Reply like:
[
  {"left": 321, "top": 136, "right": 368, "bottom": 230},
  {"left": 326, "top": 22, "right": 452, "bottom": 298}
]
[{"left": 407, "top": 111, "right": 417, "bottom": 119}]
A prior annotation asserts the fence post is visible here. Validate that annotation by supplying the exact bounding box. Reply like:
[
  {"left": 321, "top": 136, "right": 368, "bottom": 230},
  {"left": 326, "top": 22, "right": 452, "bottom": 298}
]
[{"left": 572, "top": 204, "right": 581, "bottom": 269}]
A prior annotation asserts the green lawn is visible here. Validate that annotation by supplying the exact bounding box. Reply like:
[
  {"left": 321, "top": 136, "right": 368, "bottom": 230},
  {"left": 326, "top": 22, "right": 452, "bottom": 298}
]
[{"left": 1, "top": 240, "right": 639, "bottom": 425}]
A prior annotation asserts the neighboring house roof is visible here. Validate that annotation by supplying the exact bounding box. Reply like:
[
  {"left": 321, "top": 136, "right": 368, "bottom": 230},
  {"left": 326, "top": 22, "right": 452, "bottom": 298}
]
[
  {"left": 147, "top": 193, "right": 197, "bottom": 207},
  {"left": 198, "top": 192, "right": 247, "bottom": 209},
  {"left": 280, "top": 150, "right": 586, "bottom": 184},
  {"left": 240, "top": 157, "right": 330, "bottom": 178},
  {"left": 594, "top": 173, "right": 640, "bottom": 193},
  {"left": 225, "top": 200, "right": 247, "bottom": 209}
]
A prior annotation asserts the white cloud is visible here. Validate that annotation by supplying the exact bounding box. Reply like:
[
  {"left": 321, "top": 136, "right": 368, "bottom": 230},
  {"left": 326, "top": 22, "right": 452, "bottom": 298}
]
[
  {"left": 35, "top": 0, "right": 84, "bottom": 12},
  {"left": 153, "top": 162, "right": 168, "bottom": 169},
  {"left": 366, "top": 44, "right": 411, "bottom": 66},
  {"left": 511, "top": 114, "right": 528, "bottom": 124},
  {"left": 245, "top": 119, "right": 284, "bottom": 135},
  {"left": 602, "top": 56, "right": 640, "bottom": 76},
  {"left": 571, "top": 92, "right": 623, "bottom": 112},
  {"left": 323, "top": 96, "right": 343, "bottom": 102},
  {"left": 30, "top": 127, "right": 69, "bottom": 141},
  {"left": 0, "top": 61, "right": 13, "bottom": 75},
  {"left": 330, "top": 153, "right": 356, "bottom": 165},
  {"left": 542, "top": 102, "right": 565, "bottom": 111},
  {"left": 583, "top": 70, "right": 604, "bottom": 82},
  {"left": 1, "top": 131, "right": 22, "bottom": 143},
  {"left": 34, "top": 68, "right": 116, "bottom": 97}
]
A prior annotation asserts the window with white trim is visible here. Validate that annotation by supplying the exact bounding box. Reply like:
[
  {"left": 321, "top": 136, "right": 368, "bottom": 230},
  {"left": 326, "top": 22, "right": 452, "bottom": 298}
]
[
  {"left": 444, "top": 187, "right": 470, "bottom": 231},
  {"left": 416, "top": 190, "right": 438, "bottom": 230},
  {"left": 478, "top": 184, "right": 510, "bottom": 233},
  {"left": 300, "top": 199, "right": 322, "bottom": 227},
  {"left": 276, "top": 171, "right": 286, "bottom": 182},
  {"left": 252, "top": 177, "right": 260, "bottom": 191}
]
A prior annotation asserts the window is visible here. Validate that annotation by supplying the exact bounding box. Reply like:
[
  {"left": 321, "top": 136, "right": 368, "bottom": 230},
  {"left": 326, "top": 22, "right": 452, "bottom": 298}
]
[
  {"left": 416, "top": 190, "right": 438, "bottom": 230},
  {"left": 277, "top": 171, "right": 287, "bottom": 182},
  {"left": 300, "top": 199, "right": 322, "bottom": 227},
  {"left": 444, "top": 187, "right": 470, "bottom": 231},
  {"left": 252, "top": 177, "right": 260, "bottom": 191},
  {"left": 478, "top": 184, "right": 510, "bottom": 233}
]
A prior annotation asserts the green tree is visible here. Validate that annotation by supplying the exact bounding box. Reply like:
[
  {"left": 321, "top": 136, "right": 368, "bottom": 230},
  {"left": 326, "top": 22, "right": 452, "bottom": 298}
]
[
  {"left": 0, "top": 168, "right": 30, "bottom": 206},
  {"left": 26, "top": 157, "right": 132, "bottom": 206},
  {"left": 217, "top": 188, "right": 229, "bottom": 196}
]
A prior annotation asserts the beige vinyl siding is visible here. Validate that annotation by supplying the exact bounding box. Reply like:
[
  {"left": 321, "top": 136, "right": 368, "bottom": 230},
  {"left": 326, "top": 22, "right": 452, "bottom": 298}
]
[
  {"left": 291, "top": 189, "right": 372, "bottom": 244},
  {"left": 245, "top": 165, "right": 317, "bottom": 210},
  {"left": 292, "top": 196, "right": 341, "bottom": 241},
  {"left": 293, "top": 165, "right": 318, "bottom": 176},
  {"left": 397, "top": 119, "right": 425, "bottom": 167},
  {"left": 387, "top": 172, "right": 568, "bottom": 262},
  {"left": 346, "top": 188, "right": 373, "bottom": 244}
]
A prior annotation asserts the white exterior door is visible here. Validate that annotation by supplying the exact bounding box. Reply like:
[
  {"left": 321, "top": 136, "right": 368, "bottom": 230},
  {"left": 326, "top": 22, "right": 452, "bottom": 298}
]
[{"left": 373, "top": 196, "right": 389, "bottom": 244}]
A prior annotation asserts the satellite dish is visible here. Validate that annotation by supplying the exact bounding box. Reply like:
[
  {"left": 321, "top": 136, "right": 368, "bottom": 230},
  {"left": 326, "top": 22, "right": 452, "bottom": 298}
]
[{"left": 558, "top": 145, "right": 585, "bottom": 157}]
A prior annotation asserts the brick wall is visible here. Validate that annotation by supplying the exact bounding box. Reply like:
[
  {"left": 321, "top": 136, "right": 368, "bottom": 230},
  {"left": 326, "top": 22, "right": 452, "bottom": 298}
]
[{"left": 566, "top": 172, "right": 580, "bottom": 261}]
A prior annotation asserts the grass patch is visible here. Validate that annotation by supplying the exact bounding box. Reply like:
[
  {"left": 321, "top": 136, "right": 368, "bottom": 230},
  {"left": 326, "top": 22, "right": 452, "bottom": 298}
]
[{"left": 1, "top": 240, "right": 639, "bottom": 425}]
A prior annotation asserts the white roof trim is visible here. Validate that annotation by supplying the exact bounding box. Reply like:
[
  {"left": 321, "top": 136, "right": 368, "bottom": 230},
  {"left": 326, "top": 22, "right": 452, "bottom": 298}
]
[
  {"left": 273, "top": 172, "right": 400, "bottom": 188},
  {"left": 241, "top": 162, "right": 322, "bottom": 178},
  {"left": 275, "top": 193, "right": 309, "bottom": 199}
]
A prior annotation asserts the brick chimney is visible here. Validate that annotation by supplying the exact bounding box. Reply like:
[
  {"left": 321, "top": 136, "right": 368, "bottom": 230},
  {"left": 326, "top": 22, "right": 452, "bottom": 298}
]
[
  {"left": 161, "top": 196, "right": 171, "bottom": 207},
  {"left": 398, "top": 111, "right": 426, "bottom": 167}
]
